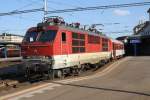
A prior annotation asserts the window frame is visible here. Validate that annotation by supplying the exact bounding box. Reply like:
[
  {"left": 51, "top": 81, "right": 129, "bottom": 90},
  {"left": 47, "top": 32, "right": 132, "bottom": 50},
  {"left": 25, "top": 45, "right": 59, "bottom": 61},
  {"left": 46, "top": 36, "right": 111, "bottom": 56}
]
[
  {"left": 88, "top": 35, "right": 100, "bottom": 44},
  {"left": 102, "top": 38, "right": 109, "bottom": 51},
  {"left": 61, "top": 32, "right": 66, "bottom": 43},
  {"left": 72, "top": 32, "right": 85, "bottom": 53}
]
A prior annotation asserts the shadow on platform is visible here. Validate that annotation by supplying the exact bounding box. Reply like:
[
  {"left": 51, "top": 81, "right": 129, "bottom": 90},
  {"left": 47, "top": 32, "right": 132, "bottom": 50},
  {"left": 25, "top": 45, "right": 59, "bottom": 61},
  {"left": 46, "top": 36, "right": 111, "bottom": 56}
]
[{"left": 52, "top": 81, "right": 150, "bottom": 97}]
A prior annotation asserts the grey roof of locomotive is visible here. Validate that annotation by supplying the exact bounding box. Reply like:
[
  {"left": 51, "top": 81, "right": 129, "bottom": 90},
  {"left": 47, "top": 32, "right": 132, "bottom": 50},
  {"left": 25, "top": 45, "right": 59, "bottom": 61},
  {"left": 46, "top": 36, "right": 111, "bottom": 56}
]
[{"left": 57, "top": 25, "right": 110, "bottom": 39}]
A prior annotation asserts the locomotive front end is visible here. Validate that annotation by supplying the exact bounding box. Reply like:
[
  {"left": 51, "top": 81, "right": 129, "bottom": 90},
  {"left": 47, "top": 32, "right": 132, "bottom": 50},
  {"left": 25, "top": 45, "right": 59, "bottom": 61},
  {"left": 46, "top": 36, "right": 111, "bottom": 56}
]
[{"left": 21, "top": 23, "right": 58, "bottom": 78}]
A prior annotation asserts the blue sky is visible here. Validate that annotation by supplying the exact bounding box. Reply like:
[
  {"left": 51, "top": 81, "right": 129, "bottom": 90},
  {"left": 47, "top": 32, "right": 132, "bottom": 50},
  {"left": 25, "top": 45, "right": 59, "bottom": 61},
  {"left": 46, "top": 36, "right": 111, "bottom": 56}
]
[{"left": 0, "top": 0, "right": 149, "bottom": 39}]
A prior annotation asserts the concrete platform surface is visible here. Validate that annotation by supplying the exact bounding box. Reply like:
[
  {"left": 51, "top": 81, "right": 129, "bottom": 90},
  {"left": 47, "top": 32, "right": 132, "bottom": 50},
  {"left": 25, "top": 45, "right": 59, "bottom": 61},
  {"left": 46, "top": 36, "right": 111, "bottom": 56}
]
[{"left": 1, "top": 56, "right": 150, "bottom": 100}]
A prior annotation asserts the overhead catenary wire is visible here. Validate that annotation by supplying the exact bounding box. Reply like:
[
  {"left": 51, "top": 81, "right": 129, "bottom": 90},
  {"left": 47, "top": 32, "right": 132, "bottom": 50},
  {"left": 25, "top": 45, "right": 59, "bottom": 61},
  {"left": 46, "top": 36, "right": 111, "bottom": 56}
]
[
  {"left": 0, "top": 8, "right": 43, "bottom": 16},
  {"left": 47, "top": 0, "right": 80, "bottom": 8},
  {"left": 0, "top": 2, "right": 150, "bottom": 16},
  {"left": 47, "top": 0, "right": 80, "bottom": 17},
  {"left": 47, "top": 2, "right": 150, "bottom": 14},
  {"left": 13, "top": 0, "right": 42, "bottom": 11},
  {"left": 2, "top": 0, "right": 43, "bottom": 22},
  {"left": 104, "top": 30, "right": 133, "bottom": 34}
]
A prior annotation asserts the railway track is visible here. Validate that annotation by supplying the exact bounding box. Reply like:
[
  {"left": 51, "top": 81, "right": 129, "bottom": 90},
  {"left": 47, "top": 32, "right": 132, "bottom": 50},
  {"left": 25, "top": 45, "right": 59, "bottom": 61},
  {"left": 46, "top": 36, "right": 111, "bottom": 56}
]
[{"left": 0, "top": 59, "right": 118, "bottom": 94}]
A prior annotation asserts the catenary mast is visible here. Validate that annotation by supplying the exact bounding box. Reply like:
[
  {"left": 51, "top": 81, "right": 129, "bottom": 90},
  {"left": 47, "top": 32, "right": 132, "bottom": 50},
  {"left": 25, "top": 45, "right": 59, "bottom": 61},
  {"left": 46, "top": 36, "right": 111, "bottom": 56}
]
[{"left": 44, "top": 0, "right": 48, "bottom": 21}]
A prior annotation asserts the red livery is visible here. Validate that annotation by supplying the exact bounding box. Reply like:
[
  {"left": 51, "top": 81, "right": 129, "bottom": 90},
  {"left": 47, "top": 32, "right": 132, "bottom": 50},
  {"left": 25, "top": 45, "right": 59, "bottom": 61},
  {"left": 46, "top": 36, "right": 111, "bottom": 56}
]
[{"left": 21, "top": 17, "right": 124, "bottom": 79}]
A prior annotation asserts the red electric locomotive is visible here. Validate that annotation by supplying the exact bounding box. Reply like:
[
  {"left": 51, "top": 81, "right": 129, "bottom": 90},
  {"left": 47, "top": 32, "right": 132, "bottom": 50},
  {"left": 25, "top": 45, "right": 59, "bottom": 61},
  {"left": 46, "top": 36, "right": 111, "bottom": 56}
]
[{"left": 21, "top": 16, "right": 124, "bottom": 79}]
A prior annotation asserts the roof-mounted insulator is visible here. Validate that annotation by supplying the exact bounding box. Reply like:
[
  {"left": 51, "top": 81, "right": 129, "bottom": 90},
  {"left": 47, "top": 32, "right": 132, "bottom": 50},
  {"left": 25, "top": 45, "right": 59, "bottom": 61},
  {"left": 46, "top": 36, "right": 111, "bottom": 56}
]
[
  {"left": 45, "top": 16, "right": 65, "bottom": 25},
  {"left": 73, "top": 22, "right": 80, "bottom": 28}
]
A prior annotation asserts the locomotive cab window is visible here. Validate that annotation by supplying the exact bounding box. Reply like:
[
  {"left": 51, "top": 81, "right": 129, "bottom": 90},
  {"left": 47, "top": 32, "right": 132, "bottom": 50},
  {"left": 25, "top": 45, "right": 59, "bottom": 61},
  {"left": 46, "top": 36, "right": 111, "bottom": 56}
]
[
  {"left": 38, "top": 30, "right": 57, "bottom": 42},
  {"left": 62, "top": 32, "right": 66, "bottom": 42},
  {"left": 23, "top": 31, "right": 38, "bottom": 42}
]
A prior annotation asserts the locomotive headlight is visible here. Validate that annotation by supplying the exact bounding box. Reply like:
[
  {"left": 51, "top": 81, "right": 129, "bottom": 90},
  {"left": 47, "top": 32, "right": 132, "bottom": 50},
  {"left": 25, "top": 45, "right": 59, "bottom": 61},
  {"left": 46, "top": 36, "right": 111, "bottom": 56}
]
[
  {"left": 42, "top": 56, "right": 48, "bottom": 59},
  {"left": 124, "top": 39, "right": 128, "bottom": 43},
  {"left": 42, "top": 56, "right": 51, "bottom": 60},
  {"left": 23, "top": 56, "right": 52, "bottom": 63},
  {"left": 45, "top": 56, "right": 49, "bottom": 59},
  {"left": 23, "top": 56, "right": 31, "bottom": 59},
  {"left": 41, "top": 56, "right": 53, "bottom": 63}
]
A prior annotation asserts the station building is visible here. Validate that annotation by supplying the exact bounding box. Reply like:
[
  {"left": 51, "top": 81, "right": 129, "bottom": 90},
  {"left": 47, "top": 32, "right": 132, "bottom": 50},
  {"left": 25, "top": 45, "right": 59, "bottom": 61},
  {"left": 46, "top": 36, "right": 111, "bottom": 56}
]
[
  {"left": 119, "top": 8, "right": 150, "bottom": 56},
  {"left": 0, "top": 33, "right": 23, "bottom": 58},
  {"left": 0, "top": 33, "right": 23, "bottom": 43}
]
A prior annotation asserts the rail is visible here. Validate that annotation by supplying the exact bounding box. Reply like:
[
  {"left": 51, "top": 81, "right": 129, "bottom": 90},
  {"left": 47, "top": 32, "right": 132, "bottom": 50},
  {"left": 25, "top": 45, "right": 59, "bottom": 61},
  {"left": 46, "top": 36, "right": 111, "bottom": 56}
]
[{"left": 0, "top": 57, "right": 22, "bottom": 62}]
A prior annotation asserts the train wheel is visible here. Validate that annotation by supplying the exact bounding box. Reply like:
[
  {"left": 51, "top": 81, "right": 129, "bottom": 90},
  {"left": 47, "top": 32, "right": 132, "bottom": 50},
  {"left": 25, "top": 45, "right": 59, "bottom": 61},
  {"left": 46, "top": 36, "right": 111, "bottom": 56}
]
[
  {"left": 47, "top": 69, "right": 52, "bottom": 80},
  {"left": 75, "top": 68, "right": 81, "bottom": 76},
  {"left": 25, "top": 67, "right": 30, "bottom": 81},
  {"left": 77, "top": 66, "right": 85, "bottom": 76},
  {"left": 54, "top": 70, "right": 64, "bottom": 79},
  {"left": 80, "top": 64, "right": 85, "bottom": 73},
  {"left": 84, "top": 64, "right": 91, "bottom": 70}
]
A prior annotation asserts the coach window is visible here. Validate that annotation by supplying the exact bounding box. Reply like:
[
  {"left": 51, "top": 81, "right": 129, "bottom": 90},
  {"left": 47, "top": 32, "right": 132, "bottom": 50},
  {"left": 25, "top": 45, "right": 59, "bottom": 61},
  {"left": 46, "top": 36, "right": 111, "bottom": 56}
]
[{"left": 62, "top": 32, "right": 66, "bottom": 42}]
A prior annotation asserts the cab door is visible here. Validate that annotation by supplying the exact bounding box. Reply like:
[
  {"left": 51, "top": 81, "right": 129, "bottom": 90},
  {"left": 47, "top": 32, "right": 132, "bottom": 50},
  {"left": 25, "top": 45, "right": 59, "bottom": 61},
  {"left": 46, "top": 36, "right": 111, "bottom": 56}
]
[{"left": 61, "top": 32, "right": 68, "bottom": 54}]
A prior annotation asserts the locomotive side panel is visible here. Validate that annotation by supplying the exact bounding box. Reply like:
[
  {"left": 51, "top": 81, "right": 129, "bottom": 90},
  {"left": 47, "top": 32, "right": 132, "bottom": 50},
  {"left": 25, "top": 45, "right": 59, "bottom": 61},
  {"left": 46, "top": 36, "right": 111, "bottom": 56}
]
[
  {"left": 52, "top": 31, "right": 112, "bottom": 69},
  {"left": 52, "top": 52, "right": 112, "bottom": 69},
  {"left": 52, "top": 29, "right": 72, "bottom": 69}
]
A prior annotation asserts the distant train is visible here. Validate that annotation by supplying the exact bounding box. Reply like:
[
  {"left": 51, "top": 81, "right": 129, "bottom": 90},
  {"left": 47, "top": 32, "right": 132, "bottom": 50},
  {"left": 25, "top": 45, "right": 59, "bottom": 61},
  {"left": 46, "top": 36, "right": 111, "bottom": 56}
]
[
  {"left": 21, "top": 17, "right": 125, "bottom": 79},
  {"left": 0, "top": 46, "right": 21, "bottom": 58}
]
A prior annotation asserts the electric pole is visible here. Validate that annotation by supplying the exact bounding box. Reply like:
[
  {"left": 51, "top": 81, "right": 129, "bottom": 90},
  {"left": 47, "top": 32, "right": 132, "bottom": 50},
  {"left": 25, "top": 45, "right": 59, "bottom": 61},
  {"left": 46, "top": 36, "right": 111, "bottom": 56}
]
[
  {"left": 147, "top": 8, "right": 150, "bottom": 21},
  {"left": 44, "top": 0, "right": 47, "bottom": 21}
]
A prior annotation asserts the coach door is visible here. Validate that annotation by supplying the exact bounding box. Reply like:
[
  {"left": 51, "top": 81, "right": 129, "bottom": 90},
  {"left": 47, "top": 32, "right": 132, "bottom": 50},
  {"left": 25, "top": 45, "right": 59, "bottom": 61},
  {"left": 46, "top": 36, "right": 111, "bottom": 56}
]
[
  {"left": 61, "top": 32, "right": 68, "bottom": 54},
  {"left": 113, "top": 43, "right": 116, "bottom": 58}
]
